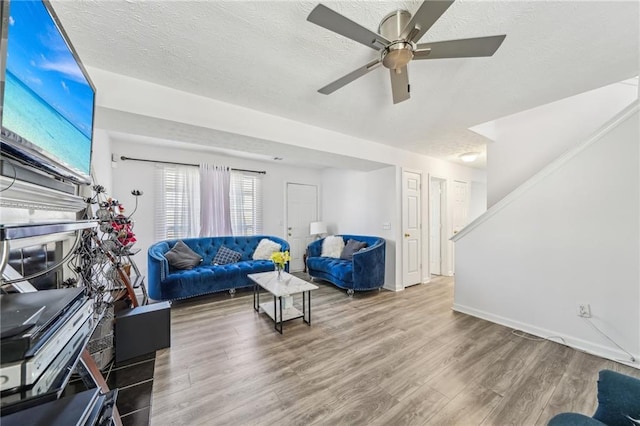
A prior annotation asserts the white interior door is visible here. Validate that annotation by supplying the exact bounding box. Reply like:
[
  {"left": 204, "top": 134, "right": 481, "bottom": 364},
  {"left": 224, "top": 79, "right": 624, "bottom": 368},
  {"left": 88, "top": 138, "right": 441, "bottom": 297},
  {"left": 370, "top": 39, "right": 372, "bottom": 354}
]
[
  {"left": 286, "top": 183, "right": 318, "bottom": 272},
  {"left": 429, "top": 177, "right": 445, "bottom": 276},
  {"left": 402, "top": 171, "right": 422, "bottom": 287},
  {"left": 451, "top": 180, "right": 470, "bottom": 272}
]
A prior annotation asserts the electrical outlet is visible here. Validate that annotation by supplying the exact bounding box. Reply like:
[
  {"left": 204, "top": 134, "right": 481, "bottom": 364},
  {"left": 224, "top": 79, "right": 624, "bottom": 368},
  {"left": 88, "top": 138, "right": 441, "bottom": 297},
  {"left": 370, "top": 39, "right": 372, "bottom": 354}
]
[{"left": 577, "top": 303, "right": 591, "bottom": 318}]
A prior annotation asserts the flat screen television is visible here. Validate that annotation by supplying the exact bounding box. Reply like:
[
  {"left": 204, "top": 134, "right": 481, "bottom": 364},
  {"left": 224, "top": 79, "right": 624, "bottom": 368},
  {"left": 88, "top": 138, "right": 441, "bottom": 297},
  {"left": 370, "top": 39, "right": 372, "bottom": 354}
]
[{"left": 0, "top": 0, "right": 95, "bottom": 185}]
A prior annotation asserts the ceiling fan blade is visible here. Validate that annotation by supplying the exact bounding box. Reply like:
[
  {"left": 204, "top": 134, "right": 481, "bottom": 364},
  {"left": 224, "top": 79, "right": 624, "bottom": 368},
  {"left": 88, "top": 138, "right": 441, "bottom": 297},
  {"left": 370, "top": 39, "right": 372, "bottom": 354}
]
[
  {"left": 414, "top": 35, "right": 506, "bottom": 60},
  {"left": 400, "top": 0, "right": 455, "bottom": 43},
  {"left": 390, "top": 66, "right": 410, "bottom": 104},
  {"left": 318, "top": 59, "right": 382, "bottom": 94},
  {"left": 307, "top": 4, "right": 390, "bottom": 51}
]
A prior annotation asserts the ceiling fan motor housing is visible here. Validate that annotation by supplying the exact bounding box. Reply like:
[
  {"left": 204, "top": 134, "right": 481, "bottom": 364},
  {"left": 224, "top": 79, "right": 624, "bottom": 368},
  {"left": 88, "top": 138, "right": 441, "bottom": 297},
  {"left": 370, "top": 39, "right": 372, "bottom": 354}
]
[{"left": 379, "top": 10, "right": 414, "bottom": 70}]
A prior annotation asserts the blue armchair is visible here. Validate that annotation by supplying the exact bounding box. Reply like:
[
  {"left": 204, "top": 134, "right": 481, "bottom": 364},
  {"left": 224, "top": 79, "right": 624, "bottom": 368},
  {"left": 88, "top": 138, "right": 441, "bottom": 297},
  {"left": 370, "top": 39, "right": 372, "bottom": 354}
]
[
  {"left": 306, "top": 235, "right": 385, "bottom": 295},
  {"left": 548, "top": 369, "right": 640, "bottom": 426}
]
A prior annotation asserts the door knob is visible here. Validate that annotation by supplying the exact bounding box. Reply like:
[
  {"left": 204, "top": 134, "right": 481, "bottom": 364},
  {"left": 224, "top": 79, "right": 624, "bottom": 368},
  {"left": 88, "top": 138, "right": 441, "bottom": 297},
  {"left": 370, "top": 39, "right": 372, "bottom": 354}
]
[
  {"left": 404, "top": 233, "right": 410, "bottom": 237},
  {"left": 288, "top": 233, "right": 292, "bottom": 236},
  {"left": 288, "top": 227, "right": 292, "bottom": 230}
]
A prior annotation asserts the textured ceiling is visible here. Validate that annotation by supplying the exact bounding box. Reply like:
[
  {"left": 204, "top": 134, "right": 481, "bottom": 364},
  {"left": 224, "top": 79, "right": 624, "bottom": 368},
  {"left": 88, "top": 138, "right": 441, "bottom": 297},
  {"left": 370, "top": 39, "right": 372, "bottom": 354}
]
[{"left": 51, "top": 0, "right": 639, "bottom": 168}]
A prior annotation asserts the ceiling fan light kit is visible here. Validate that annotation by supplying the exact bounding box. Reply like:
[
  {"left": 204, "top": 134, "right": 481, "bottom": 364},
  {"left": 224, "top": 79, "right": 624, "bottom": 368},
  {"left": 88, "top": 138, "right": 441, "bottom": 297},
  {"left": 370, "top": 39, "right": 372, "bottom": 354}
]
[
  {"left": 379, "top": 10, "right": 415, "bottom": 70},
  {"left": 307, "top": 0, "right": 506, "bottom": 104}
]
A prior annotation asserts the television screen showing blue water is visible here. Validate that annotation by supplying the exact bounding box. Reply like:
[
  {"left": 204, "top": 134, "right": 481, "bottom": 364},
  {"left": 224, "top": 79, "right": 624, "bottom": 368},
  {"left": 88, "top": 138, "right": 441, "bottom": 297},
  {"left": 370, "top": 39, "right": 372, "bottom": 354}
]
[{"left": 3, "top": 0, "right": 94, "bottom": 176}]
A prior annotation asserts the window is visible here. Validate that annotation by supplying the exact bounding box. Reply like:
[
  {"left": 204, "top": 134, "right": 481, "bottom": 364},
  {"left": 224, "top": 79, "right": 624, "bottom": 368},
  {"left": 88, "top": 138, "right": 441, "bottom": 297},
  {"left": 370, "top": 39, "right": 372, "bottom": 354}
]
[
  {"left": 155, "top": 166, "right": 262, "bottom": 239},
  {"left": 155, "top": 165, "right": 200, "bottom": 240},
  {"left": 230, "top": 171, "right": 263, "bottom": 236}
]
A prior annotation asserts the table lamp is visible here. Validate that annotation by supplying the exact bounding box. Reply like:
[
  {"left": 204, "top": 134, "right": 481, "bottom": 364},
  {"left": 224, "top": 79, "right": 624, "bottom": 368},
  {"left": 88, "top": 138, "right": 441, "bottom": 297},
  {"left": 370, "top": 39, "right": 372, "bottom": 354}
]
[{"left": 309, "top": 221, "right": 327, "bottom": 239}]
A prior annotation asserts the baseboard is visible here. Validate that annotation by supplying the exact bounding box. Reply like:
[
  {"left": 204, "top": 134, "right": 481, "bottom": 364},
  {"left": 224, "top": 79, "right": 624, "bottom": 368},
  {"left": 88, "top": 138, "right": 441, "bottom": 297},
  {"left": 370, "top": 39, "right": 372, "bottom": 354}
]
[{"left": 452, "top": 303, "right": 639, "bottom": 369}]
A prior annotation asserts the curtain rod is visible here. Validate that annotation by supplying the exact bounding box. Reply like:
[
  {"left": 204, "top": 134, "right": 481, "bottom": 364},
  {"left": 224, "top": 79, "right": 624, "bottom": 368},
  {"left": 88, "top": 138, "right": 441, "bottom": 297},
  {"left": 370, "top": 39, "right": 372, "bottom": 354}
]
[{"left": 119, "top": 156, "right": 266, "bottom": 174}]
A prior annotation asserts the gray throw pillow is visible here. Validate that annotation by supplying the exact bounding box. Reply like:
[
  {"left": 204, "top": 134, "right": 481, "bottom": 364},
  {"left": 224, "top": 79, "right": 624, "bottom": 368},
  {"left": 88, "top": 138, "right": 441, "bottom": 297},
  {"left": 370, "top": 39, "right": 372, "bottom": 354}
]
[
  {"left": 340, "top": 239, "right": 368, "bottom": 261},
  {"left": 212, "top": 245, "right": 242, "bottom": 265},
  {"left": 164, "top": 240, "right": 202, "bottom": 270}
]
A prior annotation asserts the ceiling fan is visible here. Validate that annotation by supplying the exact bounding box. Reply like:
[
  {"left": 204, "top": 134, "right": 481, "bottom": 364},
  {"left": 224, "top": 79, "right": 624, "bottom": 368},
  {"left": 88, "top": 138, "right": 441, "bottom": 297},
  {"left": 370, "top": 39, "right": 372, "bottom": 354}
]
[{"left": 307, "top": 0, "right": 506, "bottom": 104}]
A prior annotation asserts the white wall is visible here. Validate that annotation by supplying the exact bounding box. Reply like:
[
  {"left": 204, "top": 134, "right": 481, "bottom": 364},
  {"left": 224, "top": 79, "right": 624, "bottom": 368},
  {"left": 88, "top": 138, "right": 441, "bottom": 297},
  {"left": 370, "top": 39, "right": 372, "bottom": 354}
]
[
  {"left": 486, "top": 79, "right": 638, "bottom": 206},
  {"left": 90, "top": 129, "right": 113, "bottom": 192},
  {"left": 469, "top": 181, "right": 487, "bottom": 222},
  {"left": 109, "top": 140, "right": 323, "bottom": 278},
  {"left": 454, "top": 102, "right": 640, "bottom": 365},
  {"left": 321, "top": 166, "right": 399, "bottom": 290}
]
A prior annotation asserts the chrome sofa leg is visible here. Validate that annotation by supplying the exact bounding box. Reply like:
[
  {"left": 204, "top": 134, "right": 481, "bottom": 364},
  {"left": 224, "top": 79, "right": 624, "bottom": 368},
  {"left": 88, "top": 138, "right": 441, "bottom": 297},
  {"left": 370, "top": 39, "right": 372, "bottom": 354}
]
[
  {"left": 347, "top": 289, "right": 354, "bottom": 297},
  {"left": 229, "top": 288, "right": 236, "bottom": 295}
]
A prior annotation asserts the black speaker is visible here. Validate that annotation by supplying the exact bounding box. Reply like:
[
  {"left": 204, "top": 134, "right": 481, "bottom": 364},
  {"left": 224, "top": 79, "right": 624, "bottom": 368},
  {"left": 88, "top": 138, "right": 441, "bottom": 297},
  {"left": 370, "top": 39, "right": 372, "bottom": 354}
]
[{"left": 115, "top": 302, "right": 171, "bottom": 363}]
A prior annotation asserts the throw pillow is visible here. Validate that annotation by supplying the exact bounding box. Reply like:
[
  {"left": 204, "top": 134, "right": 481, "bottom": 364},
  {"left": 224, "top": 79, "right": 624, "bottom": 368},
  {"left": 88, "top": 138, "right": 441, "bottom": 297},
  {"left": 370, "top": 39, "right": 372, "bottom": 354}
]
[
  {"left": 164, "top": 240, "right": 202, "bottom": 270},
  {"left": 340, "top": 239, "right": 368, "bottom": 261},
  {"left": 212, "top": 245, "right": 242, "bottom": 265},
  {"left": 321, "top": 235, "right": 345, "bottom": 258},
  {"left": 252, "top": 238, "right": 281, "bottom": 260}
]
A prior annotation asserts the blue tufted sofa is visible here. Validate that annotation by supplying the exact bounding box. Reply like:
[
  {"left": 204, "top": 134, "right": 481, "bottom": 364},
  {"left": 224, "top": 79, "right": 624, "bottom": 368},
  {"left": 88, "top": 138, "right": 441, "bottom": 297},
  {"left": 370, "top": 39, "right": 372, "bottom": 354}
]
[
  {"left": 306, "top": 235, "right": 385, "bottom": 295},
  {"left": 148, "top": 236, "right": 289, "bottom": 301}
]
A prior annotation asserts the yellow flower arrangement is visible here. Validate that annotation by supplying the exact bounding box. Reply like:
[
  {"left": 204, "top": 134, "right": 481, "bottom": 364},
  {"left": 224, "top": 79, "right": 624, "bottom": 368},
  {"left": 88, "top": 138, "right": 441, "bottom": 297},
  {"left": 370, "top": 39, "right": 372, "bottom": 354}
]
[{"left": 270, "top": 250, "right": 291, "bottom": 270}]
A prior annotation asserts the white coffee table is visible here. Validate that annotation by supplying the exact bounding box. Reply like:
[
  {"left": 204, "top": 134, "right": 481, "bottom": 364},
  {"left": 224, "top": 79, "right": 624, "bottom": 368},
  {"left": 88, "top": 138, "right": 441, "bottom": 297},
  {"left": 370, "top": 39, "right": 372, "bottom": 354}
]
[{"left": 249, "top": 271, "right": 319, "bottom": 334}]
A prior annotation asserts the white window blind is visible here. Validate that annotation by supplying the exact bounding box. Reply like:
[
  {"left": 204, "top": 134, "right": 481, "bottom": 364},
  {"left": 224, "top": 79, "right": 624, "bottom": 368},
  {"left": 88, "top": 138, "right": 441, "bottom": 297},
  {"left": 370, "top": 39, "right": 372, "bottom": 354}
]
[
  {"left": 229, "top": 171, "right": 263, "bottom": 236},
  {"left": 155, "top": 165, "right": 201, "bottom": 240},
  {"left": 155, "top": 165, "right": 263, "bottom": 239}
]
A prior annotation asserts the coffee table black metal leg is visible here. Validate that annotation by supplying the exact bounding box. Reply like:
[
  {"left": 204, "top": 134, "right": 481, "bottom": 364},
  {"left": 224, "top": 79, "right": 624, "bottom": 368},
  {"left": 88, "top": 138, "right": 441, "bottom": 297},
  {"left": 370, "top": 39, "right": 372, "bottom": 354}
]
[
  {"left": 274, "top": 295, "right": 283, "bottom": 334},
  {"left": 279, "top": 296, "right": 283, "bottom": 334},
  {"left": 273, "top": 295, "right": 277, "bottom": 332},
  {"left": 303, "top": 291, "right": 311, "bottom": 326},
  {"left": 254, "top": 283, "right": 260, "bottom": 312}
]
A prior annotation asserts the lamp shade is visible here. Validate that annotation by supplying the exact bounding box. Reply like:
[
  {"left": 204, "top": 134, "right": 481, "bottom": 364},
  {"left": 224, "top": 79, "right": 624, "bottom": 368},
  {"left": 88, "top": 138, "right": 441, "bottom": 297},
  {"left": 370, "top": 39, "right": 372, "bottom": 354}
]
[{"left": 309, "top": 221, "right": 327, "bottom": 236}]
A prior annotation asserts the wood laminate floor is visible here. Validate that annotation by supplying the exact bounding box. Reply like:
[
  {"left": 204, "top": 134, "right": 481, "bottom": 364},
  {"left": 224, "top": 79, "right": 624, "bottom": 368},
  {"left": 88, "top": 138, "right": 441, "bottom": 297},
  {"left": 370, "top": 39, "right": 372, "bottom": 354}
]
[{"left": 150, "top": 275, "right": 639, "bottom": 425}]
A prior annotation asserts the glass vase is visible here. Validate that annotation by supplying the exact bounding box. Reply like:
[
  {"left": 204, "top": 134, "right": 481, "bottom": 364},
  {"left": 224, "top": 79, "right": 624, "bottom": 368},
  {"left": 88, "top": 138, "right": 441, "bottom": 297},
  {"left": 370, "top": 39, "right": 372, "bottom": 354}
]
[{"left": 276, "top": 264, "right": 283, "bottom": 281}]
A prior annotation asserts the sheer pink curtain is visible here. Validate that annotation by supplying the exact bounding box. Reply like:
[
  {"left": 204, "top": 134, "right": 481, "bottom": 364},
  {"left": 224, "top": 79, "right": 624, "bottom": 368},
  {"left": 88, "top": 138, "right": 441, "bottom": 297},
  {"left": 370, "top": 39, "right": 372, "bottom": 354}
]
[{"left": 199, "top": 164, "right": 232, "bottom": 236}]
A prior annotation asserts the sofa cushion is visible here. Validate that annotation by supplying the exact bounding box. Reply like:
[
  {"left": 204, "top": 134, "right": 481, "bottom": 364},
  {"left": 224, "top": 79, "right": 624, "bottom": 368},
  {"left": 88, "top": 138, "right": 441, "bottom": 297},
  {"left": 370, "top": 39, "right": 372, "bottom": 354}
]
[
  {"left": 321, "top": 236, "right": 345, "bottom": 258},
  {"left": 340, "top": 239, "right": 368, "bottom": 261},
  {"left": 164, "top": 240, "right": 203, "bottom": 270},
  {"left": 212, "top": 245, "right": 242, "bottom": 265},
  {"left": 160, "top": 260, "right": 276, "bottom": 299},
  {"left": 307, "top": 257, "right": 353, "bottom": 283},
  {"left": 253, "top": 238, "right": 282, "bottom": 260},
  {"left": 198, "top": 260, "right": 277, "bottom": 280}
]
